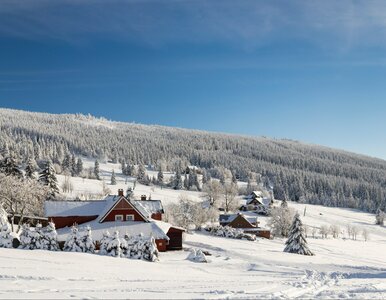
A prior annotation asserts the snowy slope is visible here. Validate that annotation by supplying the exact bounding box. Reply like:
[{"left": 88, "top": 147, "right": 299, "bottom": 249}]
[{"left": 3, "top": 159, "right": 384, "bottom": 299}]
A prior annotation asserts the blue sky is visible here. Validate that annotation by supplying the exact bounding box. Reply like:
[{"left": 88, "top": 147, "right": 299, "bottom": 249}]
[{"left": 1, "top": 0, "right": 386, "bottom": 159}]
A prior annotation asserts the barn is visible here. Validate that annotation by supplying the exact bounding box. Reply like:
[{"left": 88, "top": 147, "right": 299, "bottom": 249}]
[{"left": 44, "top": 189, "right": 185, "bottom": 252}]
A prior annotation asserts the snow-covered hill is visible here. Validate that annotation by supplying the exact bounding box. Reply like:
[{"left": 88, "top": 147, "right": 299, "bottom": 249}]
[{"left": 1, "top": 159, "right": 385, "bottom": 299}]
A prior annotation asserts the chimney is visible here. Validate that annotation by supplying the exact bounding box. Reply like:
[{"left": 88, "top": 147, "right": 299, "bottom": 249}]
[
  {"left": 141, "top": 195, "right": 147, "bottom": 201},
  {"left": 118, "top": 189, "right": 124, "bottom": 197}
]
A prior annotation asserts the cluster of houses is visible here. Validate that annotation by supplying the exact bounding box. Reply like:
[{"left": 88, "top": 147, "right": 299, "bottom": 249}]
[{"left": 10, "top": 189, "right": 272, "bottom": 252}]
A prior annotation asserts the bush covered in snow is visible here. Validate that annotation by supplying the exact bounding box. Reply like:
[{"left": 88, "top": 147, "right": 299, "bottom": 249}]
[
  {"left": 19, "top": 222, "right": 59, "bottom": 251},
  {"left": 64, "top": 226, "right": 95, "bottom": 253},
  {"left": 208, "top": 225, "right": 256, "bottom": 241},
  {"left": 99, "top": 231, "right": 159, "bottom": 262},
  {"left": 0, "top": 205, "right": 13, "bottom": 248},
  {"left": 187, "top": 248, "right": 207, "bottom": 263}
]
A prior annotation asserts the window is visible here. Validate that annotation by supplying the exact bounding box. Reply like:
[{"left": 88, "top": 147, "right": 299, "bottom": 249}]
[
  {"left": 126, "top": 214, "right": 134, "bottom": 221},
  {"left": 115, "top": 215, "right": 123, "bottom": 222}
]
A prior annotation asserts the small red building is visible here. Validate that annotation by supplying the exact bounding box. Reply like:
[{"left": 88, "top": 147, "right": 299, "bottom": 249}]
[{"left": 45, "top": 189, "right": 184, "bottom": 251}]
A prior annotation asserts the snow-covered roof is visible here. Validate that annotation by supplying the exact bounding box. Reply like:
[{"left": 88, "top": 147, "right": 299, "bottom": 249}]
[
  {"left": 219, "top": 214, "right": 258, "bottom": 224},
  {"left": 56, "top": 220, "right": 171, "bottom": 242},
  {"left": 45, "top": 200, "right": 107, "bottom": 217},
  {"left": 133, "top": 200, "right": 164, "bottom": 218}
]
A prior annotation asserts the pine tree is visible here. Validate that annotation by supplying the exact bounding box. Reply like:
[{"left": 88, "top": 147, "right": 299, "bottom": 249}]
[
  {"left": 40, "top": 222, "right": 59, "bottom": 251},
  {"left": 284, "top": 213, "right": 314, "bottom": 256},
  {"left": 157, "top": 169, "right": 164, "bottom": 186},
  {"left": 63, "top": 226, "right": 83, "bottom": 252},
  {"left": 281, "top": 199, "right": 288, "bottom": 209},
  {"left": 111, "top": 170, "right": 117, "bottom": 185},
  {"left": 76, "top": 158, "right": 83, "bottom": 176},
  {"left": 202, "top": 169, "right": 209, "bottom": 185},
  {"left": 375, "top": 208, "right": 385, "bottom": 226},
  {"left": 174, "top": 170, "right": 183, "bottom": 190},
  {"left": 137, "top": 164, "right": 146, "bottom": 181},
  {"left": 39, "top": 161, "right": 59, "bottom": 199},
  {"left": 0, "top": 156, "right": 22, "bottom": 178},
  {"left": 231, "top": 171, "right": 238, "bottom": 184},
  {"left": 98, "top": 231, "right": 111, "bottom": 256},
  {"left": 71, "top": 155, "right": 76, "bottom": 175},
  {"left": 25, "top": 158, "right": 36, "bottom": 179},
  {"left": 62, "top": 154, "right": 71, "bottom": 172},
  {"left": 81, "top": 226, "right": 95, "bottom": 253},
  {"left": 0, "top": 206, "right": 12, "bottom": 249},
  {"left": 94, "top": 160, "right": 100, "bottom": 180}
]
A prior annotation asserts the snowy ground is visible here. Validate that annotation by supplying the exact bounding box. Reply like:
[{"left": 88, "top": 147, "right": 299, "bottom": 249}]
[
  {"left": 1, "top": 159, "right": 385, "bottom": 299},
  {"left": 0, "top": 228, "right": 385, "bottom": 299}
]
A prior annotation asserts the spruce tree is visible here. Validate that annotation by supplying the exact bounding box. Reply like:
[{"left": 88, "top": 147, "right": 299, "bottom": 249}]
[
  {"left": 39, "top": 161, "right": 59, "bottom": 199},
  {"left": 375, "top": 208, "right": 385, "bottom": 226},
  {"left": 25, "top": 158, "right": 36, "bottom": 179},
  {"left": 94, "top": 160, "right": 100, "bottom": 180},
  {"left": 76, "top": 158, "right": 83, "bottom": 176},
  {"left": 0, "top": 156, "right": 22, "bottom": 178},
  {"left": 284, "top": 213, "right": 314, "bottom": 256},
  {"left": 111, "top": 170, "right": 117, "bottom": 185},
  {"left": 174, "top": 170, "right": 183, "bottom": 190},
  {"left": 157, "top": 169, "right": 164, "bottom": 186},
  {"left": 137, "top": 164, "right": 146, "bottom": 181}
]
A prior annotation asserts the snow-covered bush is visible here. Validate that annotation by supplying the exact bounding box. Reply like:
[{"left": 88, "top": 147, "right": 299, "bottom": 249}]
[
  {"left": 126, "top": 234, "right": 159, "bottom": 262},
  {"left": 81, "top": 226, "right": 95, "bottom": 253},
  {"left": 375, "top": 208, "right": 385, "bottom": 226},
  {"left": 0, "top": 205, "right": 12, "bottom": 248},
  {"left": 187, "top": 248, "right": 207, "bottom": 263},
  {"left": 19, "top": 224, "right": 43, "bottom": 250},
  {"left": 98, "top": 231, "right": 111, "bottom": 256},
  {"left": 40, "top": 222, "right": 59, "bottom": 251},
  {"left": 63, "top": 226, "right": 83, "bottom": 252},
  {"left": 105, "top": 231, "right": 125, "bottom": 257},
  {"left": 99, "top": 231, "right": 159, "bottom": 262},
  {"left": 0, "top": 223, "right": 13, "bottom": 248},
  {"left": 284, "top": 213, "right": 314, "bottom": 256},
  {"left": 64, "top": 226, "right": 95, "bottom": 253},
  {"left": 209, "top": 225, "right": 256, "bottom": 241}
]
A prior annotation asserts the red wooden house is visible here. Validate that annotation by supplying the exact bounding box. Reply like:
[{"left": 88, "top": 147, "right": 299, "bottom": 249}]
[{"left": 45, "top": 189, "right": 184, "bottom": 252}]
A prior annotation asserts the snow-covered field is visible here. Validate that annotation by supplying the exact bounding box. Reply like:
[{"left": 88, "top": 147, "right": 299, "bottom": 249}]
[{"left": 1, "top": 159, "right": 385, "bottom": 299}]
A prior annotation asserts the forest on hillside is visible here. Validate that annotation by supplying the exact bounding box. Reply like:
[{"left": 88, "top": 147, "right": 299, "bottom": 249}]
[{"left": 0, "top": 108, "right": 385, "bottom": 213}]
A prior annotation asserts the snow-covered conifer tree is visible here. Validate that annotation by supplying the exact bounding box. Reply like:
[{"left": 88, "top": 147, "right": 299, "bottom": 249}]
[
  {"left": 19, "top": 224, "right": 43, "bottom": 250},
  {"left": 111, "top": 170, "right": 117, "bottom": 185},
  {"left": 63, "top": 226, "right": 83, "bottom": 252},
  {"left": 40, "top": 222, "right": 59, "bottom": 251},
  {"left": 0, "top": 205, "right": 12, "bottom": 248},
  {"left": 106, "top": 231, "right": 123, "bottom": 257},
  {"left": 375, "top": 208, "right": 385, "bottom": 226},
  {"left": 81, "top": 226, "right": 95, "bottom": 253},
  {"left": 94, "top": 160, "right": 100, "bottom": 180},
  {"left": 25, "top": 158, "right": 36, "bottom": 179},
  {"left": 98, "top": 231, "right": 111, "bottom": 256},
  {"left": 157, "top": 169, "right": 164, "bottom": 186},
  {"left": 76, "top": 158, "right": 83, "bottom": 176},
  {"left": 284, "top": 213, "right": 314, "bottom": 256},
  {"left": 39, "top": 161, "right": 59, "bottom": 199},
  {"left": 0, "top": 155, "right": 22, "bottom": 178},
  {"left": 173, "top": 170, "right": 183, "bottom": 190}
]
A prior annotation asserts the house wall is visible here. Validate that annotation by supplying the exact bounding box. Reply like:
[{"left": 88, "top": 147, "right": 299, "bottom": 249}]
[
  {"left": 155, "top": 239, "right": 167, "bottom": 252},
  {"left": 49, "top": 216, "right": 98, "bottom": 229},
  {"left": 229, "top": 215, "right": 255, "bottom": 229},
  {"left": 151, "top": 212, "right": 162, "bottom": 221},
  {"left": 102, "top": 199, "right": 146, "bottom": 222},
  {"left": 166, "top": 227, "right": 184, "bottom": 250}
]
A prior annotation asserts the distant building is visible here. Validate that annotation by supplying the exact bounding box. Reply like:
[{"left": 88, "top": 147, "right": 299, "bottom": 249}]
[
  {"left": 45, "top": 189, "right": 184, "bottom": 252},
  {"left": 219, "top": 213, "right": 271, "bottom": 239},
  {"left": 240, "top": 191, "right": 273, "bottom": 214}
]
